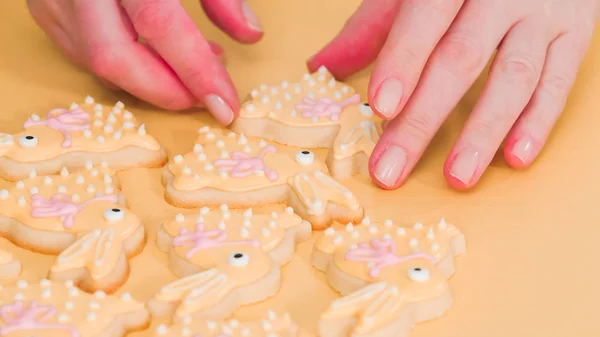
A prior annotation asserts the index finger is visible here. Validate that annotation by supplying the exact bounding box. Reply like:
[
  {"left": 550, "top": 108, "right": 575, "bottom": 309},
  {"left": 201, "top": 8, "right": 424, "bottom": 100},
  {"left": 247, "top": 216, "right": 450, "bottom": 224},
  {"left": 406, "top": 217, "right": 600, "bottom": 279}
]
[{"left": 122, "top": 0, "right": 239, "bottom": 125}]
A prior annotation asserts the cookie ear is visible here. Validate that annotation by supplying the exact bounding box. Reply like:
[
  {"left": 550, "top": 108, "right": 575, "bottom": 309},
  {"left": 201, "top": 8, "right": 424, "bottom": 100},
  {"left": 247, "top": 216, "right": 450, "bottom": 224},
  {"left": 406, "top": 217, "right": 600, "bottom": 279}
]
[
  {"left": 150, "top": 268, "right": 234, "bottom": 320},
  {"left": 0, "top": 133, "right": 14, "bottom": 157},
  {"left": 49, "top": 228, "right": 125, "bottom": 292},
  {"left": 290, "top": 170, "right": 361, "bottom": 218},
  {"left": 319, "top": 282, "right": 404, "bottom": 337}
]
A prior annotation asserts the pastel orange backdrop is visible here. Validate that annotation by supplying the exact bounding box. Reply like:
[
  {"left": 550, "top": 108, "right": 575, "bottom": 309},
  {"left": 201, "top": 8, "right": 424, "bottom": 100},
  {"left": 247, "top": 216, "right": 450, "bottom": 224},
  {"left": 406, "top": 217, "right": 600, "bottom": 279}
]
[{"left": 1, "top": 1, "right": 599, "bottom": 336}]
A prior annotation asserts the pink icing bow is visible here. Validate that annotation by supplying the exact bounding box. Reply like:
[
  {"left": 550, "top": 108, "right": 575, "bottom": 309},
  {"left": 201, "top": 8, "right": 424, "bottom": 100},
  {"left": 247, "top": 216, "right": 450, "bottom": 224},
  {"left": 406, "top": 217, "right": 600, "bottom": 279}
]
[
  {"left": 0, "top": 301, "right": 80, "bottom": 337},
  {"left": 213, "top": 145, "right": 278, "bottom": 181},
  {"left": 173, "top": 222, "right": 260, "bottom": 259},
  {"left": 345, "top": 239, "right": 436, "bottom": 278},
  {"left": 295, "top": 93, "right": 360, "bottom": 121},
  {"left": 24, "top": 107, "right": 91, "bottom": 148},
  {"left": 31, "top": 193, "right": 118, "bottom": 229}
]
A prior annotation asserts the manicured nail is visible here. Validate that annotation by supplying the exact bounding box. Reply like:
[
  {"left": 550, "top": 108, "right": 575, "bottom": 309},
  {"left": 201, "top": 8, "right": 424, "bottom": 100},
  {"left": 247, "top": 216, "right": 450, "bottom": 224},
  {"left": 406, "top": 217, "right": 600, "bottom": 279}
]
[
  {"left": 374, "top": 78, "right": 403, "bottom": 118},
  {"left": 450, "top": 148, "right": 480, "bottom": 185},
  {"left": 203, "top": 94, "right": 234, "bottom": 125},
  {"left": 374, "top": 145, "right": 407, "bottom": 187},
  {"left": 241, "top": 1, "right": 262, "bottom": 32},
  {"left": 512, "top": 137, "right": 533, "bottom": 164}
]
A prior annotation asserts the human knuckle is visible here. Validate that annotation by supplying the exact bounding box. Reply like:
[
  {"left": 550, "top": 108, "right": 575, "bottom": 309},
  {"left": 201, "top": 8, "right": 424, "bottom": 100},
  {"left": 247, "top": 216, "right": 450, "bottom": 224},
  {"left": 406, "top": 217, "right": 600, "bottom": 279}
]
[
  {"left": 129, "top": 0, "right": 175, "bottom": 40},
  {"left": 539, "top": 73, "right": 573, "bottom": 99},
  {"left": 436, "top": 34, "right": 484, "bottom": 77},
  {"left": 398, "top": 113, "right": 437, "bottom": 143},
  {"left": 497, "top": 53, "right": 540, "bottom": 86},
  {"left": 88, "top": 48, "right": 123, "bottom": 79}
]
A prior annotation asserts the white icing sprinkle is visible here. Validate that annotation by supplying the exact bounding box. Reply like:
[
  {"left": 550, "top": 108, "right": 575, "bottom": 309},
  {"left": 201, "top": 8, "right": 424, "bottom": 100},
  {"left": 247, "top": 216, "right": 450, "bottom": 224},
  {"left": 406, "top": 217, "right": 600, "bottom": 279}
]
[
  {"left": 65, "top": 301, "right": 74, "bottom": 310},
  {"left": 94, "top": 290, "right": 106, "bottom": 299},
  {"left": 29, "top": 169, "right": 37, "bottom": 179},
  {"left": 361, "top": 217, "right": 371, "bottom": 225},
  {"left": 414, "top": 222, "right": 424, "bottom": 230},
  {"left": 0, "top": 190, "right": 7, "bottom": 200},
  {"left": 285, "top": 207, "right": 293, "bottom": 214},
  {"left": 409, "top": 238, "right": 419, "bottom": 247},
  {"left": 30, "top": 187, "right": 39, "bottom": 194},
  {"left": 18, "top": 197, "right": 26, "bottom": 207},
  {"left": 384, "top": 219, "right": 393, "bottom": 227},
  {"left": 324, "top": 228, "right": 335, "bottom": 236},
  {"left": 175, "top": 213, "right": 185, "bottom": 222},
  {"left": 17, "top": 280, "right": 28, "bottom": 289},
  {"left": 346, "top": 223, "right": 354, "bottom": 232},
  {"left": 396, "top": 227, "right": 406, "bottom": 236},
  {"left": 262, "top": 228, "right": 271, "bottom": 237},
  {"left": 16, "top": 181, "right": 24, "bottom": 189},
  {"left": 69, "top": 288, "right": 79, "bottom": 297},
  {"left": 87, "top": 312, "right": 97, "bottom": 321},
  {"left": 121, "top": 292, "right": 132, "bottom": 301}
]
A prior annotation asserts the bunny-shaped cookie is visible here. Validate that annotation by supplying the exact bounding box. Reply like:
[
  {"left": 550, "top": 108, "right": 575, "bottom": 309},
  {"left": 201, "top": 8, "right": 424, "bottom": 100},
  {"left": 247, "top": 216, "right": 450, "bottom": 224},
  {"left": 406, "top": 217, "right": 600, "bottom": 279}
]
[
  {"left": 313, "top": 219, "right": 466, "bottom": 337},
  {"left": 0, "top": 96, "right": 166, "bottom": 181},
  {"left": 163, "top": 127, "right": 363, "bottom": 230}
]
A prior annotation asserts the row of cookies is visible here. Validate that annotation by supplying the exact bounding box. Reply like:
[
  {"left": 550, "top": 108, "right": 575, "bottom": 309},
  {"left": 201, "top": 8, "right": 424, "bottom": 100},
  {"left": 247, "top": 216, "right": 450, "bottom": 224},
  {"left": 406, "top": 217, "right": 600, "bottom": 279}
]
[{"left": 0, "top": 67, "right": 466, "bottom": 337}]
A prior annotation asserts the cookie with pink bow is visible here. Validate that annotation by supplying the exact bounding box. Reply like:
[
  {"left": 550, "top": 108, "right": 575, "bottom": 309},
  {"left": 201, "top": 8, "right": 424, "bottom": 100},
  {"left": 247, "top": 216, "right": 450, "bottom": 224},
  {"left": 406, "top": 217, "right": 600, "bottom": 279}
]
[
  {"left": 162, "top": 126, "right": 363, "bottom": 230},
  {"left": 0, "top": 96, "right": 167, "bottom": 181},
  {"left": 148, "top": 206, "right": 311, "bottom": 322},
  {"left": 0, "top": 279, "right": 150, "bottom": 337},
  {"left": 230, "top": 66, "right": 383, "bottom": 178},
  {"left": 312, "top": 218, "right": 466, "bottom": 337},
  {"left": 0, "top": 165, "right": 146, "bottom": 293}
]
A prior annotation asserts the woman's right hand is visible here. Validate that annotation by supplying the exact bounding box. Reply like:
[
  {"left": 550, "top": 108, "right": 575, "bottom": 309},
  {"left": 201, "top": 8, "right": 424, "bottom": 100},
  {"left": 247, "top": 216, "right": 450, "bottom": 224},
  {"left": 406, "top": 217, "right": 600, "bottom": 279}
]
[{"left": 26, "top": 0, "right": 263, "bottom": 125}]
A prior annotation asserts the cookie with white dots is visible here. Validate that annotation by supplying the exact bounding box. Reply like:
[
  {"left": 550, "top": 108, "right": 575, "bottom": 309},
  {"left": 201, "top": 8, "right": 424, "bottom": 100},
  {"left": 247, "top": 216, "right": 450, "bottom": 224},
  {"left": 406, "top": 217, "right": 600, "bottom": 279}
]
[
  {"left": 162, "top": 126, "right": 364, "bottom": 230},
  {"left": 148, "top": 206, "right": 311, "bottom": 322},
  {"left": 153, "top": 311, "right": 308, "bottom": 337},
  {"left": 0, "top": 96, "right": 167, "bottom": 181},
  {"left": 0, "top": 248, "right": 21, "bottom": 280},
  {"left": 314, "top": 218, "right": 467, "bottom": 337},
  {"left": 0, "top": 279, "right": 150, "bottom": 337},
  {"left": 230, "top": 66, "right": 383, "bottom": 179},
  {"left": 0, "top": 166, "right": 146, "bottom": 293}
]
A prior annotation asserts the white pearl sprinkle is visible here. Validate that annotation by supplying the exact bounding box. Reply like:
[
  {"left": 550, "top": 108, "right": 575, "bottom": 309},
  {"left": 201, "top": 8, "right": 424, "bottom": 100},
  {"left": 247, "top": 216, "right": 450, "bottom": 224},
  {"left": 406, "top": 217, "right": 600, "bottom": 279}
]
[
  {"left": 346, "top": 223, "right": 354, "bottom": 232},
  {"left": 65, "top": 301, "right": 74, "bottom": 310},
  {"left": 240, "top": 227, "right": 249, "bottom": 238},
  {"left": 30, "top": 187, "right": 39, "bottom": 194},
  {"left": 262, "top": 228, "right": 271, "bottom": 237},
  {"left": 121, "top": 292, "right": 132, "bottom": 301},
  {"left": 87, "top": 312, "right": 96, "bottom": 321},
  {"left": 16, "top": 181, "right": 24, "bottom": 189},
  {"left": 173, "top": 155, "right": 183, "bottom": 164},
  {"left": 123, "top": 121, "right": 135, "bottom": 129},
  {"left": 18, "top": 197, "right": 26, "bottom": 206},
  {"left": 384, "top": 219, "right": 393, "bottom": 227},
  {"left": 333, "top": 235, "right": 344, "bottom": 245},
  {"left": 58, "top": 186, "right": 67, "bottom": 193},
  {"left": 409, "top": 238, "right": 419, "bottom": 247},
  {"left": 285, "top": 207, "right": 293, "bottom": 214},
  {"left": 0, "top": 190, "right": 7, "bottom": 200},
  {"left": 361, "top": 217, "right": 371, "bottom": 225},
  {"left": 396, "top": 227, "right": 406, "bottom": 236},
  {"left": 72, "top": 194, "right": 80, "bottom": 202},
  {"left": 83, "top": 129, "right": 92, "bottom": 138},
  {"left": 259, "top": 140, "right": 267, "bottom": 148},
  {"left": 44, "top": 176, "right": 52, "bottom": 185},
  {"left": 324, "top": 227, "right": 335, "bottom": 236},
  {"left": 200, "top": 207, "right": 209, "bottom": 215},
  {"left": 175, "top": 213, "right": 184, "bottom": 222},
  {"left": 414, "top": 222, "right": 424, "bottom": 230},
  {"left": 17, "top": 280, "right": 28, "bottom": 289},
  {"left": 261, "top": 95, "right": 270, "bottom": 103}
]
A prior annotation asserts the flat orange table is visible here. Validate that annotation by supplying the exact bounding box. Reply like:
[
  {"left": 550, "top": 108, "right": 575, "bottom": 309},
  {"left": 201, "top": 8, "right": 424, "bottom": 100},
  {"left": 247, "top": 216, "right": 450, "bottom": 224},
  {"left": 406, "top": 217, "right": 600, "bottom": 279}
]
[{"left": 1, "top": 1, "right": 599, "bottom": 336}]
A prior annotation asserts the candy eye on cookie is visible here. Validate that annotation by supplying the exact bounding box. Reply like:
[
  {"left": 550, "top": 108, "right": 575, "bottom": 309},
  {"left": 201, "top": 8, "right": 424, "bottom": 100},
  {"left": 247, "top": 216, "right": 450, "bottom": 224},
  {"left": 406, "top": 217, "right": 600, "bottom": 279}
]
[
  {"left": 295, "top": 150, "right": 315, "bottom": 165},
  {"left": 104, "top": 208, "right": 125, "bottom": 222},
  {"left": 359, "top": 103, "right": 374, "bottom": 116},
  {"left": 408, "top": 266, "right": 430, "bottom": 282},
  {"left": 228, "top": 252, "right": 250, "bottom": 267},
  {"left": 18, "top": 135, "right": 38, "bottom": 148}
]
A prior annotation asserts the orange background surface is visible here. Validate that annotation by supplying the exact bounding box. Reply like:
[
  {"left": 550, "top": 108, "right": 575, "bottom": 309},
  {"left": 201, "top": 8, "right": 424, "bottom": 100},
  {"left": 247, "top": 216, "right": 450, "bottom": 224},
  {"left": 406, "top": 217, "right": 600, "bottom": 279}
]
[{"left": 1, "top": 1, "right": 600, "bottom": 336}]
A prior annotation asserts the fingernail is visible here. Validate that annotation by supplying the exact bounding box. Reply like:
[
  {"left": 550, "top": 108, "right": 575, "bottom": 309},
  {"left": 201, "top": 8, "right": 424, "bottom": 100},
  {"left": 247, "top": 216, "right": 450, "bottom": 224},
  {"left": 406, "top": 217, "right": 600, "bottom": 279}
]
[
  {"left": 374, "top": 145, "right": 407, "bottom": 187},
  {"left": 203, "top": 94, "right": 234, "bottom": 125},
  {"left": 512, "top": 137, "right": 533, "bottom": 164},
  {"left": 374, "top": 78, "right": 403, "bottom": 118},
  {"left": 450, "top": 148, "right": 480, "bottom": 185},
  {"left": 241, "top": 1, "right": 262, "bottom": 32}
]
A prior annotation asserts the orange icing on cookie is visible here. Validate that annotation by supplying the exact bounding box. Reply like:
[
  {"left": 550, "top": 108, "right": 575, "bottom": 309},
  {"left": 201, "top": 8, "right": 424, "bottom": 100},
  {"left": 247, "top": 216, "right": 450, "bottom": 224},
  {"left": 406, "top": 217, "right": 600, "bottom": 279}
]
[
  {"left": 151, "top": 207, "right": 311, "bottom": 321},
  {"left": 0, "top": 96, "right": 160, "bottom": 163},
  {"left": 0, "top": 279, "right": 149, "bottom": 337},
  {"left": 154, "top": 311, "right": 301, "bottom": 337},
  {"left": 315, "top": 218, "right": 466, "bottom": 336},
  {"left": 166, "top": 127, "right": 361, "bottom": 217},
  {"left": 235, "top": 67, "right": 383, "bottom": 161}
]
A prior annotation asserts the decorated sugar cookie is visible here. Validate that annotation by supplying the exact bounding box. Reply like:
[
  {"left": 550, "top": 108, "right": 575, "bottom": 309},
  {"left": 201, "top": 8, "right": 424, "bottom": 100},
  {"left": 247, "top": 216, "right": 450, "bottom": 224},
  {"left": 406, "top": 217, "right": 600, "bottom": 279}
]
[
  {"left": 0, "top": 279, "right": 150, "bottom": 337},
  {"left": 153, "top": 311, "right": 307, "bottom": 337},
  {"left": 0, "top": 96, "right": 167, "bottom": 181},
  {"left": 0, "top": 166, "right": 146, "bottom": 293},
  {"left": 148, "top": 206, "right": 311, "bottom": 322},
  {"left": 0, "top": 248, "right": 21, "bottom": 279},
  {"left": 313, "top": 218, "right": 466, "bottom": 337},
  {"left": 162, "top": 127, "right": 363, "bottom": 230},
  {"left": 230, "top": 66, "right": 383, "bottom": 178}
]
